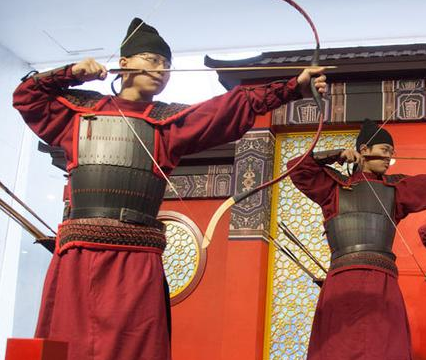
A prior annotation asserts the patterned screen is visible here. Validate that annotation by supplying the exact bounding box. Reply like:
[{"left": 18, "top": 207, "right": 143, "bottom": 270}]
[
  {"left": 265, "top": 131, "right": 357, "bottom": 359},
  {"left": 159, "top": 211, "right": 206, "bottom": 305}
]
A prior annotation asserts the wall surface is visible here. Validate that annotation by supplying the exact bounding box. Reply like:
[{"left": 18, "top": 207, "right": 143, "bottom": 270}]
[
  {"left": 387, "top": 123, "right": 426, "bottom": 360},
  {"left": 0, "top": 44, "right": 32, "bottom": 359}
]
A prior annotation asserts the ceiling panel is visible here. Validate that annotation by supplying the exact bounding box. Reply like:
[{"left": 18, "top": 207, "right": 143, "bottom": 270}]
[{"left": 1, "top": 0, "right": 426, "bottom": 68}]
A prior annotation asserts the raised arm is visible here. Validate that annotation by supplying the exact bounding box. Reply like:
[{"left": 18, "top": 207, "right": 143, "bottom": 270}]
[
  {"left": 394, "top": 174, "right": 426, "bottom": 222},
  {"left": 160, "top": 67, "right": 327, "bottom": 168},
  {"left": 168, "top": 78, "right": 300, "bottom": 152},
  {"left": 13, "top": 59, "right": 106, "bottom": 149},
  {"left": 13, "top": 65, "right": 82, "bottom": 147},
  {"left": 288, "top": 149, "right": 346, "bottom": 218}
]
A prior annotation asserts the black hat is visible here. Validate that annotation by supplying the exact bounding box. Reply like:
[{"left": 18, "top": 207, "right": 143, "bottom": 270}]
[
  {"left": 120, "top": 18, "right": 171, "bottom": 61},
  {"left": 356, "top": 119, "right": 394, "bottom": 151}
]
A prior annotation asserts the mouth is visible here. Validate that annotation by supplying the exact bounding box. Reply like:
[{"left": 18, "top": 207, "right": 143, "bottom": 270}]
[
  {"left": 148, "top": 74, "right": 164, "bottom": 85},
  {"left": 132, "top": 69, "right": 163, "bottom": 83},
  {"left": 152, "top": 77, "right": 163, "bottom": 84}
]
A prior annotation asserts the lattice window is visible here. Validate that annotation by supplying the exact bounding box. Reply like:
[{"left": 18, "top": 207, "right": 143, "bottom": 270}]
[
  {"left": 159, "top": 211, "right": 207, "bottom": 305},
  {"left": 265, "top": 131, "right": 357, "bottom": 360}
]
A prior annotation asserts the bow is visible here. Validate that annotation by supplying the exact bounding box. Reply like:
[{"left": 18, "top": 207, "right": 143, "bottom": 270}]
[{"left": 202, "top": 0, "right": 324, "bottom": 248}]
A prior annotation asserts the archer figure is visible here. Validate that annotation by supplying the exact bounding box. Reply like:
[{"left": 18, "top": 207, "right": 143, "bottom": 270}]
[
  {"left": 287, "top": 119, "right": 426, "bottom": 360},
  {"left": 13, "top": 18, "right": 326, "bottom": 360}
]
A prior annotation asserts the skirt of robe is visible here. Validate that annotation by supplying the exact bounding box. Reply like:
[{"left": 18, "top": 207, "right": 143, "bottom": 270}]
[
  {"left": 307, "top": 266, "right": 412, "bottom": 360},
  {"left": 35, "top": 248, "right": 171, "bottom": 360}
]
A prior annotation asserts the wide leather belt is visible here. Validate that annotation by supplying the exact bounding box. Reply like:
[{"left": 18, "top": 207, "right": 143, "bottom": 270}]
[
  {"left": 331, "top": 244, "right": 395, "bottom": 261},
  {"left": 58, "top": 217, "right": 167, "bottom": 252},
  {"left": 70, "top": 207, "right": 165, "bottom": 231},
  {"left": 330, "top": 251, "right": 398, "bottom": 277}
]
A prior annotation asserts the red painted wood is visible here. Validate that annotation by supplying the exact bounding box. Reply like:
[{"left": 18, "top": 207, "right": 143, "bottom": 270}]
[
  {"left": 387, "top": 123, "right": 426, "bottom": 360},
  {"left": 5, "top": 339, "right": 68, "bottom": 360},
  {"left": 161, "top": 198, "right": 270, "bottom": 360}
]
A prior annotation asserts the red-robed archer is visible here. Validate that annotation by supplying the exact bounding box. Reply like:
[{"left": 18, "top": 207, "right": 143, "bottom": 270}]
[
  {"left": 12, "top": 17, "right": 327, "bottom": 360},
  {"left": 288, "top": 120, "right": 426, "bottom": 360}
]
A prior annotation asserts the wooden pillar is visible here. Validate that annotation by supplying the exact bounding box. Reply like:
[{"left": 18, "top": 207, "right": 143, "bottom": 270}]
[{"left": 220, "top": 128, "right": 275, "bottom": 359}]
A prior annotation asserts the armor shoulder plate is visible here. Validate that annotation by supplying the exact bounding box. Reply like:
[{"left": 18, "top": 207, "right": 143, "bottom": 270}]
[
  {"left": 149, "top": 101, "right": 191, "bottom": 121},
  {"left": 383, "top": 173, "right": 408, "bottom": 185},
  {"left": 60, "top": 89, "right": 104, "bottom": 109},
  {"left": 323, "top": 165, "right": 350, "bottom": 186}
]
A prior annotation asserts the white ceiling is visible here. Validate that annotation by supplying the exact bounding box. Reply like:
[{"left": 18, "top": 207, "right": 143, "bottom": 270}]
[{"left": 1, "top": 0, "right": 426, "bottom": 68}]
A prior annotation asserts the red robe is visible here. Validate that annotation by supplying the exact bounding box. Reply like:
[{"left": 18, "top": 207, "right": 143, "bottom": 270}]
[
  {"left": 288, "top": 153, "right": 426, "bottom": 360},
  {"left": 13, "top": 65, "right": 302, "bottom": 360}
]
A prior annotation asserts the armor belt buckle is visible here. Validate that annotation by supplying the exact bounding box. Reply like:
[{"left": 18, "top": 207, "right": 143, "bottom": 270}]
[{"left": 119, "top": 208, "right": 164, "bottom": 231}]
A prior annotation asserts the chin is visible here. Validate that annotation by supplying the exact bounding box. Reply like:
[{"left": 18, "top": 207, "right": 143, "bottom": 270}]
[
  {"left": 139, "top": 88, "right": 162, "bottom": 99},
  {"left": 134, "top": 80, "right": 165, "bottom": 95},
  {"left": 148, "top": 84, "right": 166, "bottom": 95},
  {"left": 373, "top": 168, "right": 387, "bottom": 175}
]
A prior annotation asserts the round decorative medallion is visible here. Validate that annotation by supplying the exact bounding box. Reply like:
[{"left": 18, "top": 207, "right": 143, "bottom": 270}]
[{"left": 158, "top": 211, "right": 207, "bottom": 305}]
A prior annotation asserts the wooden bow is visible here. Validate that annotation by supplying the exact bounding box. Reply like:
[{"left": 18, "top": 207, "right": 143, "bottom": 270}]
[{"left": 202, "top": 0, "right": 325, "bottom": 248}]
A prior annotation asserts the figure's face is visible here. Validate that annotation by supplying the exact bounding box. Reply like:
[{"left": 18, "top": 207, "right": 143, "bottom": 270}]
[
  {"left": 360, "top": 143, "right": 394, "bottom": 175},
  {"left": 119, "top": 52, "right": 171, "bottom": 99}
]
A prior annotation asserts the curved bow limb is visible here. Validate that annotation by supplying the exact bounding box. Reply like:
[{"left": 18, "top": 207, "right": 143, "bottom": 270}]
[
  {"left": 202, "top": 110, "right": 324, "bottom": 248},
  {"left": 202, "top": 0, "right": 324, "bottom": 249}
]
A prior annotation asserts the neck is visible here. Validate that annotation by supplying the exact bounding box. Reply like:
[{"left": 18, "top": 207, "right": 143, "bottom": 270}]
[
  {"left": 360, "top": 165, "right": 373, "bottom": 173},
  {"left": 118, "top": 87, "right": 153, "bottom": 102},
  {"left": 358, "top": 166, "right": 385, "bottom": 177}
]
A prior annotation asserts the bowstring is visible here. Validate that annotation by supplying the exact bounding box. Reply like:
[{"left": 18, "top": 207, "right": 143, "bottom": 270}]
[{"left": 360, "top": 84, "right": 425, "bottom": 276}]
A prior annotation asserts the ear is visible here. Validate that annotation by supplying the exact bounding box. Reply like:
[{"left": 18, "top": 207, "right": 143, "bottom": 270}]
[
  {"left": 119, "top": 57, "right": 128, "bottom": 68},
  {"left": 359, "top": 144, "right": 368, "bottom": 154},
  {"left": 119, "top": 57, "right": 130, "bottom": 83}
]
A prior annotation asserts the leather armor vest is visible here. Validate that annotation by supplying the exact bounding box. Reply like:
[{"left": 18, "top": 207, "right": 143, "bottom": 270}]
[
  {"left": 69, "top": 114, "right": 166, "bottom": 229},
  {"left": 325, "top": 181, "right": 396, "bottom": 260}
]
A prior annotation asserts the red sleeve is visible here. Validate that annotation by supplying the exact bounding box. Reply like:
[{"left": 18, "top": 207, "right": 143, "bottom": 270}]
[
  {"left": 287, "top": 153, "right": 338, "bottom": 220},
  {"left": 157, "top": 77, "right": 302, "bottom": 170},
  {"left": 12, "top": 65, "right": 82, "bottom": 154},
  {"left": 394, "top": 174, "right": 426, "bottom": 222}
]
